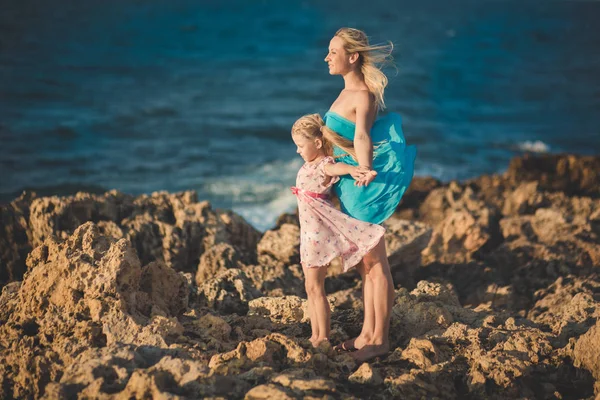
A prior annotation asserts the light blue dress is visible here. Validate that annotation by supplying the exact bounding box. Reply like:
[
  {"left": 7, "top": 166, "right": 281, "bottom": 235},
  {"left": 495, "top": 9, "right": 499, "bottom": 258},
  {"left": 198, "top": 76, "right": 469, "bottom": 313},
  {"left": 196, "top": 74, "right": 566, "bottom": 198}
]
[{"left": 324, "top": 110, "right": 417, "bottom": 225}]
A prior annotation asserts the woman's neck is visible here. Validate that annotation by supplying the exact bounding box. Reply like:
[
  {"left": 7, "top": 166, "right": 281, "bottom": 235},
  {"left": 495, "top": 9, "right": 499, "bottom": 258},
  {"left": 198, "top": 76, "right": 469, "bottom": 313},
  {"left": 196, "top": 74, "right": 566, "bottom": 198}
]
[{"left": 342, "top": 69, "right": 366, "bottom": 90}]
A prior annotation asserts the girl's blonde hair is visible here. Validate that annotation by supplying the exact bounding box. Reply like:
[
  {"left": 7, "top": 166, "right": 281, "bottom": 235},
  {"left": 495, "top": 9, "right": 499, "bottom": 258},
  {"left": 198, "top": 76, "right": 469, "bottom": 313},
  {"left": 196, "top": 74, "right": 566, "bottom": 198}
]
[
  {"left": 292, "top": 113, "right": 358, "bottom": 161},
  {"left": 335, "top": 27, "right": 394, "bottom": 111}
]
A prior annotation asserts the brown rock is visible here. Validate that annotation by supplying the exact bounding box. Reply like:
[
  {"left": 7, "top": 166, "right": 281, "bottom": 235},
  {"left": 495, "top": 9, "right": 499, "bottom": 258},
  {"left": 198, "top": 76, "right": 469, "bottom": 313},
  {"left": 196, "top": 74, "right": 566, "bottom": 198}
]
[
  {"left": 0, "top": 192, "right": 33, "bottom": 286},
  {"left": 197, "top": 268, "right": 262, "bottom": 315},
  {"left": 257, "top": 223, "right": 300, "bottom": 265},
  {"left": 505, "top": 153, "right": 600, "bottom": 198},
  {"left": 348, "top": 363, "right": 383, "bottom": 385},
  {"left": 421, "top": 206, "right": 501, "bottom": 265},
  {"left": 248, "top": 296, "right": 307, "bottom": 324},
  {"left": 572, "top": 320, "right": 600, "bottom": 382},
  {"left": 196, "top": 242, "right": 242, "bottom": 286},
  {"left": 384, "top": 217, "right": 432, "bottom": 287},
  {"left": 0, "top": 222, "right": 191, "bottom": 398},
  {"left": 244, "top": 383, "right": 296, "bottom": 400}
]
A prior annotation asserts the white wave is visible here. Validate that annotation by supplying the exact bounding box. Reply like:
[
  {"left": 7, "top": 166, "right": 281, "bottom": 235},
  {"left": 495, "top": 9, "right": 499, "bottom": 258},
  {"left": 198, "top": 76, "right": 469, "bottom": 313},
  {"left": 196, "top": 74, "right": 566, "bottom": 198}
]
[
  {"left": 516, "top": 140, "right": 550, "bottom": 153},
  {"left": 202, "top": 158, "right": 302, "bottom": 231},
  {"left": 233, "top": 187, "right": 298, "bottom": 232}
]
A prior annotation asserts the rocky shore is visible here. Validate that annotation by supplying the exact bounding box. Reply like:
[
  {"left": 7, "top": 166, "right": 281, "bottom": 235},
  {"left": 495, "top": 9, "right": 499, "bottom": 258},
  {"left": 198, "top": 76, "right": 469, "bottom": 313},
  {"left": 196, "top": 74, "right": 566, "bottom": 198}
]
[{"left": 1, "top": 153, "right": 599, "bottom": 399}]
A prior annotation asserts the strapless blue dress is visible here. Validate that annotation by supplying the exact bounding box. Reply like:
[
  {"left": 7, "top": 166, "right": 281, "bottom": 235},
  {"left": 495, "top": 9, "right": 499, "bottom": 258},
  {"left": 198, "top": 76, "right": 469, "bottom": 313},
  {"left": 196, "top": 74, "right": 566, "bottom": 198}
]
[{"left": 324, "top": 110, "right": 417, "bottom": 225}]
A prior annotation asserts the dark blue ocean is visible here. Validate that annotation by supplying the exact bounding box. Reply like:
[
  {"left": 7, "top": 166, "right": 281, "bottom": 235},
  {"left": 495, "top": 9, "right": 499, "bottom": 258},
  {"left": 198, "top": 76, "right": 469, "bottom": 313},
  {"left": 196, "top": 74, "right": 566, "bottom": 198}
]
[{"left": 1, "top": 0, "right": 599, "bottom": 230}]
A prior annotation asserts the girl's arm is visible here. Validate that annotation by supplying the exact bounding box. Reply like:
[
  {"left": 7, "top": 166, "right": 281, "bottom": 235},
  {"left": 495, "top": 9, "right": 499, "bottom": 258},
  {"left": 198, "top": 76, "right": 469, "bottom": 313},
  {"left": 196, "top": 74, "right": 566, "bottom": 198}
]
[
  {"left": 324, "top": 162, "right": 374, "bottom": 181},
  {"left": 323, "top": 162, "right": 358, "bottom": 177}
]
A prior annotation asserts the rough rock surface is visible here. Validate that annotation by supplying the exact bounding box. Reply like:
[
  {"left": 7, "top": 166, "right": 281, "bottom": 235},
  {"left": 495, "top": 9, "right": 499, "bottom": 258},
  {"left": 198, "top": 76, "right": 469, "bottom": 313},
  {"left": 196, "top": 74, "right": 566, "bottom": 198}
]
[{"left": 0, "top": 153, "right": 598, "bottom": 399}]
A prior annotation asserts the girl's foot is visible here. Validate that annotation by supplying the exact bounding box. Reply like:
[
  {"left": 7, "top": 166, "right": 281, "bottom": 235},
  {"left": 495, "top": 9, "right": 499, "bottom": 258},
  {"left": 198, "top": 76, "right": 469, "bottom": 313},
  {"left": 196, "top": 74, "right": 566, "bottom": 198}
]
[{"left": 312, "top": 338, "right": 330, "bottom": 348}]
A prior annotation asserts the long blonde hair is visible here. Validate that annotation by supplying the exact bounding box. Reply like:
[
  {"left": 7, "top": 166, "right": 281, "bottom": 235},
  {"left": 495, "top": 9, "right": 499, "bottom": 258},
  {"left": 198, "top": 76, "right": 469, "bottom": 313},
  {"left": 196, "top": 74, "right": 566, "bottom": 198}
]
[
  {"left": 335, "top": 27, "right": 394, "bottom": 111},
  {"left": 292, "top": 113, "right": 358, "bottom": 162}
]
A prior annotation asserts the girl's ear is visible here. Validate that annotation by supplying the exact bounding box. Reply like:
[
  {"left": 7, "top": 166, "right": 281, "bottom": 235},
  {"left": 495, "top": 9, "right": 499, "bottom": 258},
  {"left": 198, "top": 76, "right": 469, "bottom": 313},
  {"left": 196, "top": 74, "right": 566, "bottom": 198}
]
[
  {"left": 349, "top": 52, "right": 359, "bottom": 64},
  {"left": 315, "top": 138, "right": 323, "bottom": 149}
]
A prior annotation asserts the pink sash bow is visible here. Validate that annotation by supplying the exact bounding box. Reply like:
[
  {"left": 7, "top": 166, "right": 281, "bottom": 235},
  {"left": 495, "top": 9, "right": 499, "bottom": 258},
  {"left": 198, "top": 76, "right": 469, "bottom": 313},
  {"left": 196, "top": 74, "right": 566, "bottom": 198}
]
[{"left": 290, "top": 186, "right": 329, "bottom": 200}]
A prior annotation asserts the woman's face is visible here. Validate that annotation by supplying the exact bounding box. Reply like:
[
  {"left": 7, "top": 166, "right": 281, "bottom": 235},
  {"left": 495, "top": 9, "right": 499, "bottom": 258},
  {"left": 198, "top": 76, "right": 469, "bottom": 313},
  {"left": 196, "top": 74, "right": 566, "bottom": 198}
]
[{"left": 324, "top": 36, "right": 352, "bottom": 75}]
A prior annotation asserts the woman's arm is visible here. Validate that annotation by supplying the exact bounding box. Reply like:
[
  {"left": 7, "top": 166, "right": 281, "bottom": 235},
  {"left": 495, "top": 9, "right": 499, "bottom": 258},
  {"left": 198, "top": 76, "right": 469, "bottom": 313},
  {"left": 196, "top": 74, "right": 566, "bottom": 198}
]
[
  {"left": 354, "top": 92, "right": 377, "bottom": 186},
  {"left": 354, "top": 91, "right": 376, "bottom": 169}
]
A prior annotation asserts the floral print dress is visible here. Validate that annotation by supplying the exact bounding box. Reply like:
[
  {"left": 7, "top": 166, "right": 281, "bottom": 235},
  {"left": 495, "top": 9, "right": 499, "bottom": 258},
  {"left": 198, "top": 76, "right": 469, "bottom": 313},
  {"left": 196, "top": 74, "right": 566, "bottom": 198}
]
[{"left": 292, "top": 156, "right": 386, "bottom": 272}]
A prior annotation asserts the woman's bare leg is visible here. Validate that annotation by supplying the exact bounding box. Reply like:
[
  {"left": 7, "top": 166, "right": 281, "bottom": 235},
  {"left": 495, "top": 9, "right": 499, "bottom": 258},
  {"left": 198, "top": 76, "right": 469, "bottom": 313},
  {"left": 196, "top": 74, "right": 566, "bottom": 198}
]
[
  {"left": 334, "top": 261, "right": 375, "bottom": 351},
  {"left": 351, "top": 238, "right": 394, "bottom": 362},
  {"left": 354, "top": 261, "right": 375, "bottom": 348}
]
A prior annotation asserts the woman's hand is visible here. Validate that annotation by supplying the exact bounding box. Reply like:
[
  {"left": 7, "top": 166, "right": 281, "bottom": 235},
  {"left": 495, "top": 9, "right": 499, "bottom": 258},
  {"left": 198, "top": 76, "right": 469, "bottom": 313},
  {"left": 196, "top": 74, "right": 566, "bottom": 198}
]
[
  {"left": 351, "top": 166, "right": 377, "bottom": 187},
  {"left": 349, "top": 165, "right": 370, "bottom": 181}
]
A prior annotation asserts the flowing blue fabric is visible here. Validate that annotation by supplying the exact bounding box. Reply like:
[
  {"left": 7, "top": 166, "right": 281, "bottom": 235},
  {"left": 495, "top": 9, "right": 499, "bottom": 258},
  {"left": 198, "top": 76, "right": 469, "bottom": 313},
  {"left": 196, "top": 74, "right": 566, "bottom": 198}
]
[{"left": 324, "top": 111, "right": 417, "bottom": 224}]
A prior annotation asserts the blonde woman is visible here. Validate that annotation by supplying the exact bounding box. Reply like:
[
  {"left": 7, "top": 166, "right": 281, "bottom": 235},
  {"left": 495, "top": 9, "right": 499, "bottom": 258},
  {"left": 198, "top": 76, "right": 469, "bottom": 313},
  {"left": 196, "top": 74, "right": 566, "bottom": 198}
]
[{"left": 323, "top": 28, "right": 417, "bottom": 362}]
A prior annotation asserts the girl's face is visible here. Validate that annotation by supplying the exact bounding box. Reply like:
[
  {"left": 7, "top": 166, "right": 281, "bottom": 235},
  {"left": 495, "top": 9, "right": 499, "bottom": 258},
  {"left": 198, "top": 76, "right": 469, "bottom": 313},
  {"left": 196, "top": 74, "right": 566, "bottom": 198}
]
[
  {"left": 292, "top": 134, "right": 323, "bottom": 163},
  {"left": 324, "top": 36, "right": 353, "bottom": 75}
]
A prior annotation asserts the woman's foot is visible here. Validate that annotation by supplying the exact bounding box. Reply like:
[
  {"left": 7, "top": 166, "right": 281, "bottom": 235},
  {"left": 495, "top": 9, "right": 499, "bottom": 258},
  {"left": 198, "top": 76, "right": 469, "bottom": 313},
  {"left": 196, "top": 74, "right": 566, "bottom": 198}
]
[
  {"left": 334, "top": 338, "right": 357, "bottom": 352},
  {"left": 350, "top": 343, "right": 390, "bottom": 363},
  {"left": 334, "top": 335, "right": 370, "bottom": 352}
]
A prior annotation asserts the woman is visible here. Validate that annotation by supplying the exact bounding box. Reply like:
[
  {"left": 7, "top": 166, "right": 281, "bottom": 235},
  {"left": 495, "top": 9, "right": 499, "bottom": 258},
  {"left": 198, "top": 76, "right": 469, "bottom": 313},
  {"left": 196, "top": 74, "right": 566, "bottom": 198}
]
[{"left": 322, "top": 27, "right": 416, "bottom": 362}]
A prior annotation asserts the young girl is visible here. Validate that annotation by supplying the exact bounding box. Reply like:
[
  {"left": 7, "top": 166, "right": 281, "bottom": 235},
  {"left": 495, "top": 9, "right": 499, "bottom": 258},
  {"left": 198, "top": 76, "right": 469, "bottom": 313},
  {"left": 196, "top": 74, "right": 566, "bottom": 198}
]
[{"left": 290, "top": 113, "right": 385, "bottom": 348}]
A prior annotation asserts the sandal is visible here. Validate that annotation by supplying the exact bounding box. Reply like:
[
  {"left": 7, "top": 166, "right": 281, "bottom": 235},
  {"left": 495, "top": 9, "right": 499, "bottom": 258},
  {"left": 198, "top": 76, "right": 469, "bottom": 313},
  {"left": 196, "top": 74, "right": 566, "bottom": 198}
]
[{"left": 334, "top": 339, "right": 357, "bottom": 352}]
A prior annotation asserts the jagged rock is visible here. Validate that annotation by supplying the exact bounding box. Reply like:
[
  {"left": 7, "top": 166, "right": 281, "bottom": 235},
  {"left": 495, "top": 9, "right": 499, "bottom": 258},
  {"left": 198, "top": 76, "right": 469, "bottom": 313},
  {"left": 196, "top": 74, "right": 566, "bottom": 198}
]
[
  {"left": 0, "top": 192, "right": 33, "bottom": 286},
  {"left": 395, "top": 176, "right": 442, "bottom": 220},
  {"left": 270, "top": 369, "right": 337, "bottom": 394},
  {"left": 197, "top": 268, "right": 262, "bottom": 315},
  {"left": 422, "top": 206, "right": 501, "bottom": 265},
  {"left": 502, "top": 182, "right": 548, "bottom": 216},
  {"left": 244, "top": 383, "right": 296, "bottom": 400},
  {"left": 0, "top": 153, "right": 599, "bottom": 399},
  {"left": 257, "top": 223, "right": 300, "bottom": 266},
  {"left": 42, "top": 345, "right": 250, "bottom": 399},
  {"left": 384, "top": 217, "right": 432, "bottom": 287},
  {"left": 242, "top": 263, "right": 305, "bottom": 297},
  {"left": 208, "top": 334, "right": 310, "bottom": 375},
  {"left": 572, "top": 320, "right": 600, "bottom": 384},
  {"left": 0, "top": 222, "right": 190, "bottom": 399},
  {"left": 196, "top": 242, "right": 242, "bottom": 286},
  {"left": 505, "top": 153, "right": 600, "bottom": 198},
  {"left": 248, "top": 296, "right": 307, "bottom": 324},
  {"left": 348, "top": 363, "right": 383, "bottom": 385},
  {"left": 528, "top": 276, "right": 600, "bottom": 343},
  {"left": 389, "top": 282, "right": 457, "bottom": 346},
  {"left": 397, "top": 338, "right": 450, "bottom": 369},
  {"left": 1, "top": 190, "right": 261, "bottom": 286}
]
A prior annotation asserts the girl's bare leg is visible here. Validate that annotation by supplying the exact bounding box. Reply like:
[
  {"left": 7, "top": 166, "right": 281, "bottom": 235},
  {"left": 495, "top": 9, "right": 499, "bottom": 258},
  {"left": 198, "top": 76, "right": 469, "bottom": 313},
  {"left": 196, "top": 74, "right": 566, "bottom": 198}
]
[
  {"left": 303, "top": 265, "right": 319, "bottom": 345},
  {"left": 351, "top": 238, "right": 394, "bottom": 362},
  {"left": 304, "top": 265, "right": 330, "bottom": 346}
]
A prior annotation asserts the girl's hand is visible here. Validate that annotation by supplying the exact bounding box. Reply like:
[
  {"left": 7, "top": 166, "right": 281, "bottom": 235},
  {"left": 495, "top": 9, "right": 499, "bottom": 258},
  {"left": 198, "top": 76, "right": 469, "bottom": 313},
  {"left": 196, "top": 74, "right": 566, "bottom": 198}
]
[{"left": 354, "top": 169, "right": 377, "bottom": 186}]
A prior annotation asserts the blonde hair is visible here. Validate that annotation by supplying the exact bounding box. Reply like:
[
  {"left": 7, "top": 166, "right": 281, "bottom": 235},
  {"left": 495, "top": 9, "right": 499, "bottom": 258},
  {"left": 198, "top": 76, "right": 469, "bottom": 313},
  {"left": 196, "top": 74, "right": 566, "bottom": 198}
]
[
  {"left": 335, "top": 27, "right": 394, "bottom": 111},
  {"left": 292, "top": 113, "right": 358, "bottom": 161}
]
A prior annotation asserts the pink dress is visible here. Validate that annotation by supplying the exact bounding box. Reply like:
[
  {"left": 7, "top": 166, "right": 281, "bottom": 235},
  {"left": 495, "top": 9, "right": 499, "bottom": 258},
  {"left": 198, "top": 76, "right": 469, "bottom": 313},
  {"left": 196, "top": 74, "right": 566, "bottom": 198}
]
[{"left": 292, "top": 156, "right": 386, "bottom": 272}]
